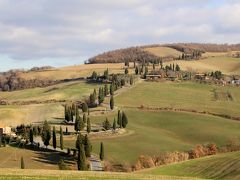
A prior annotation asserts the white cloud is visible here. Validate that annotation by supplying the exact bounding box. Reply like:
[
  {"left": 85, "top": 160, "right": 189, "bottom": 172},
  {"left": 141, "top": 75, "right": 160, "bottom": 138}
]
[{"left": 0, "top": 0, "right": 239, "bottom": 68}]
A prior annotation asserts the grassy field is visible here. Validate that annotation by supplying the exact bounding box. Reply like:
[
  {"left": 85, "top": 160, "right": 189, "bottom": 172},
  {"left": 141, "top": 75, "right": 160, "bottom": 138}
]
[
  {"left": 20, "top": 63, "right": 129, "bottom": 81},
  {"left": 166, "top": 56, "right": 240, "bottom": 75},
  {"left": 0, "top": 81, "right": 99, "bottom": 103},
  {"left": 0, "top": 146, "right": 73, "bottom": 170},
  {"left": 64, "top": 109, "right": 240, "bottom": 166},
  {"left": 143, "top": 151, "right": 240, "bottom": 179},
  {"left": 144, "top": 47, "right": 182, "bottom": 58},
  {"left": 115, "top": 81, "right": 240, "bottom": 117},
  {"left": 0, "top": 169, "right": 198, "bottom": 180},
  {"left": 0, "top": 103, "right": 64, "bottom": 126}
]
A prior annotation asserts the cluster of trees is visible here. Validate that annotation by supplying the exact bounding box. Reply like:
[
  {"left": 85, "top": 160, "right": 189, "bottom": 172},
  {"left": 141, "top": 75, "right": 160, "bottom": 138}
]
[
  {"left": 102, "top": 110, "right": 128, "bottom": 130},
  {"left": 211, "top": 71, "right": 223, "bottom": 80},
  {"left": 179, "top": 51, "right": 202, "bottom": 60},
  {"left": 165, "top": 63, "right": 181, "bottom": 72},
  {"left": 0, "top": 72, "right": 55, "bottom": 91},
  {"left": 75, "top": 133, "right": 92, "bottom": 170},
  {"left": 87, "top": 47, "right": 161, "bottom": 64}
]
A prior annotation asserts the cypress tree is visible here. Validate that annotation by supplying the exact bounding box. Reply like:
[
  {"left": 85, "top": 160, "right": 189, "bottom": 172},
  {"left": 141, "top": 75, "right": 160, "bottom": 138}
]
[
  {"left": 110, "top": 96, "right": 114, "bottom": 110},
  {"left": 117, "top": 110, "right": 122, "bottom": 128},
  {"left": 21, "top": 157, "right": 25, "bottom": 169},
  {"left": 103, "top": 118, "right": 111, "bottom": 130},
  {"left": 130, "top": 76, "right": 134, "bottom": 85},
  {"left": 84, "top": 135, "right": 92, "bottom": 157},
  {"left": 125, "top": 68, "right": 129, "bottom": 74},
  {"left": 87, "top": 117, "right": 91, "bottom": 134},
  {"left": 99, "top": 142, "right": 104, "bottom": 161},
  {"left": 135, "top": 66, "right": 139, "bottom": 75},
  {"left": 153, "top": 63, "right": 155, "bottom": 70},
  {"left": 60, "top": 126, "right": 64, "bottom": 150},
  {"left": 110, "top": 84, "right": 114, "bottom": 96},
  {"left": 82, "top": 103, "right": 88, "bottom": 113},
  {"left": 66, "top": 127, "right": 68, "bottom": 134},
  {"left": 104, "top": 84, "right": 109, "bottom": 96},
  {"left": 77, "top": 144, "right": 86, "bottom": 171},
  {"left": 122, "top": 111, "right": 128, "bottom": 128},
  {"left": 29, "top": 128, "right": 33, "bottom": 144},
  {"left": 113, "top": 118, "right": 116, "bottom": 131},
  {"left": 75, "top": 115, "right": 80, "bottom": 132},
  {"left": 41, "top": 120, "right": 51, "bottom": 148},
  {"left": 79, "top": 116, "right": 85, "bottom": 131},
  {"left": 76, "top": 133, "right": 84, "bottom": 150},
  {"left": 52, "top": 126, "right": 57, "bottom": 149},
  {"left": 83, "top": 113, "right": 87, "bottom": 123}
]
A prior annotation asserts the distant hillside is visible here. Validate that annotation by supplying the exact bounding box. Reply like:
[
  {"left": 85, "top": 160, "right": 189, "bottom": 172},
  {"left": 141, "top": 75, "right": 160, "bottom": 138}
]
[{"left": 88, "top": 43, "right": 240, "bottom": 64}]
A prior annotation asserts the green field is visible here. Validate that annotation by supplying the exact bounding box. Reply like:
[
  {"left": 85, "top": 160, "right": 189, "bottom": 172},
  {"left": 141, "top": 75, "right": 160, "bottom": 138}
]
[
  {"left": 143, "top": 151, "right": 240, "bottom": 179},
  {"left": 64, "top": 110, "right": 240, "bottom": 167},
  {"left": 115, "top": 81, "right": 240, "bottom": 117},
  {"left": 0, "top": 146, "right": 69, "bottom": 170},
  {"left": 0, "top": 81, "right": 99, "bottom": 103},
  {"left": 0, "top": 169, "right": 197, "bottom": 180}
]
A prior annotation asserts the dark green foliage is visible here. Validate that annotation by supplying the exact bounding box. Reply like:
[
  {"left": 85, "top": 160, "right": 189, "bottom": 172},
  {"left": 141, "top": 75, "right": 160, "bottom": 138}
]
[
  {"left": 66, "top": 127, "right": 68, "bottom": 134},
  {"left": 110, "top": 83, "right": 114, "bottom": 96},
  {"left": 52, "top": 126, "right": 57, "bottom": 149},
  {"left": 21, "top": 157, "right": 25, "bottom": 169},
  {"left": 153, "top": 63, "right": 155, "bottom": 70},
  {"left": 29, "top": 129, "right": 33, "bottom": 144},
  {"left": 125, "top": 68, "right": 129, "bottom": 74},
  {"left": 60, "top": 126, "right": 64, "bottom": 150},
  {"left": 84, "top": 135, "right": 92, "bottom": 157},
  {"left": 99, "top": 142, "right": 104, "bottom": 161},
  {"left": 75, "top": 114, "right": 85, "bottom": 132},
  {"left": 117, "top": 110, "right": 122, "bottom": 128},
  {"left": 125, "top": 59, "right": 129, "bottom": 67},
  {"left": 175, "top": 64, "right": 181, "bottom": 71},
  {"left": 110, "top": 96, "right": 114, "bottom": 110},
  {"left": 76, "top": 133, "right": 84, "bottom": 150},
  {"left": 211, "top": 71, "right": 223, "bottom": 80},
  {"left": 130, "top": 76, "right": 134, "bottom": 85},
  {"left": 104, "top": 84, "right": 109, "bottom": 96},
  {"left": 113, "top": 118, "right": 116, "bottom": 131},
  {"left": 82, "top": 103, "right": 88, "bottom": 113},
  {"left": 83, "top": 114, "right": 87, "bottom": 123},
  {"left": 41, "top": 120, "right": 51, "bottom": 147},
  {"left": 121, "top": 79, "right": 125, "bottom": 86},
  {"left": 77, "top": 143, "right": 86, "bottom": 171},
  {"left": 87, "top": 117, "right": 91, "bottom": 134},
  {"left": 135, "top": 66, "right": 139, "bottom": 75},
  {"left": 103, "top": 69, "right": 109, "bottom": 80},
  {"left": 103, "top": 118, "right": 111, "bottom": 130},
  {"left": 122, "top": 111, "right": 128, "bottom": 128},
  {"left": 91, "top": 71, "right": 98, "bottom": 80},
  {"left": 33, "top": 126, "right": 38, "bottom": 136},
  {"left": 98, "top": 87, "right": 105, "bottom": 104}
]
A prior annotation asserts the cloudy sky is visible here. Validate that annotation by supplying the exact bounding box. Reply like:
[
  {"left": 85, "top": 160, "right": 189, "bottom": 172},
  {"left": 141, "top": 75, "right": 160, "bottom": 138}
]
[{"left": 0, "top": 0, "right": 240, "bottom": 71}]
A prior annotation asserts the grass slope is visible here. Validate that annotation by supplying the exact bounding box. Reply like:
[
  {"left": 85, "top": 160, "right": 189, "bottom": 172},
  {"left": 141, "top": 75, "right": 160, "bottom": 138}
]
[
  {"left": 0, "top": 169, "right": 198, "bottom": 180},
  {"left": 115, "top": 81, "right": 240, "bottom": 117},
  {"left": 0, "top": 81, "right": 99, "bottom": 103},
  {"left": 166, "top": 56, "right": 240, "bottom": 75},
  {"left": 64, "top": 110, "right": 240, "bottom": 166},
  {"left": 143, "top": 151, "right": 240, "bottom": 180},
  {"left": 144, "top": 47, "right": 182, "bottom": 58},
  {"left": 20, "top": 63, "right": 127, "bottom": 81}
]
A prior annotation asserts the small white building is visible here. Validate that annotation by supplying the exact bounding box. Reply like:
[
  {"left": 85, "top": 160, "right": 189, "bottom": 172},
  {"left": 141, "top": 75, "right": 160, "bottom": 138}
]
[{"left": 0, "top": 126, "right": 12, "bottom": 135}]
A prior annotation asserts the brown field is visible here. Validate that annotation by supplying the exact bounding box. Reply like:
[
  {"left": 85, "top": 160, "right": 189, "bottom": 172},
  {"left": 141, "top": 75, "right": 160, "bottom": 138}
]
[
  {"left": 165, "top": 56, "right": 240, "bottom": 75},
  {"left": 144, "top": 47, "right": 182, "bottom": 58},
  {"left": 21, "top": 63, "right": 131, "bottom": 81}
]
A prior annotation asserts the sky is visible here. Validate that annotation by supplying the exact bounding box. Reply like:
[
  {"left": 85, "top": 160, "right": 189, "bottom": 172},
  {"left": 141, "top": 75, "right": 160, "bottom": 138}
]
[{"left": 0, "top": 0, "right": 240, "bottom": 71}]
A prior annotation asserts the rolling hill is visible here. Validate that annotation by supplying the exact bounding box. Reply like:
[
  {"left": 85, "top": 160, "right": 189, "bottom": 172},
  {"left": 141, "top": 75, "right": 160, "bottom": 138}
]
[{"left": 143, "top": 151, "right": 240, "bottom": 180}]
